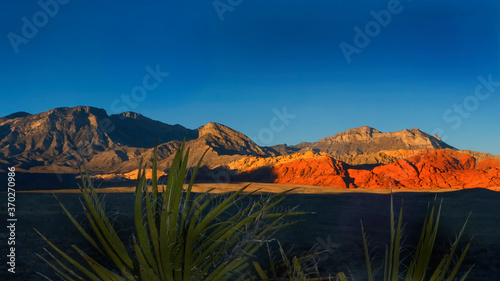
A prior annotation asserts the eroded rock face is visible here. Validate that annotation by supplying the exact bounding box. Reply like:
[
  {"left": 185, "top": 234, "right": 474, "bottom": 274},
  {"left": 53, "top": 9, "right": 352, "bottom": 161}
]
[
  {"left": 352, "top": 150, "right": 487, "bottom": 189},
  {"left": 229, "top": 149, "right": 500, "bottom": 190},
  {"left": 0, "top": 106, "right": 197, "bottom": 171},
  {"left": 0, "top": 107, "right": 264, "bottom": 173},
  {"left": 1, "top": 107, "right": 498, "bottom": 190},
  {"left": 271, "top": 156, "right": 351, "bottom": 187},
  {"left": 294, "top": 126, "right": 454, "bottom": 157},
  {"left": 196, "top": 122, "right": 266, "bottom": 156},
  {"left": 269, "top": 150, "right": 500, "bottom": 190},
  {"left": 477, "top": 158, "right": 500, "bottom": 170}
]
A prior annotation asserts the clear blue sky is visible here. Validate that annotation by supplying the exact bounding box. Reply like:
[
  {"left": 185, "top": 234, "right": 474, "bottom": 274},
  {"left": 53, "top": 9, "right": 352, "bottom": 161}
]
[{"left": 1, "top": 0, "right": 499, "bottom": 154}]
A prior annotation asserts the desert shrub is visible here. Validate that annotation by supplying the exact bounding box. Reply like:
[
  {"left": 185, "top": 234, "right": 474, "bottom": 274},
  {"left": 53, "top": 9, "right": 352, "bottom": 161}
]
[
  {"left": 36, "top": 141, "right": 302, "bottom": 281},
  {"left": 360, "top": 195, "right": 473, "bottom": 281},
  {"left": 252, "top": 236, "right": 348, "bottom": 281}
]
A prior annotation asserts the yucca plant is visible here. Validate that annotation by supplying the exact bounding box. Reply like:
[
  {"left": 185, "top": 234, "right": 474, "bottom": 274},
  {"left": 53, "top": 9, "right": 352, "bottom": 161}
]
[
  {"left": 361, "top": 195, "right": 473, "bottom": 281},
  {"left": 253, "top": 241, "right": 320, "bottom": 281},
  {"left": 36, "top": 141, "right": 303, "bottom": 280},
  {"left": 252, "top": 241, "right": 349, "bottom": 281}
]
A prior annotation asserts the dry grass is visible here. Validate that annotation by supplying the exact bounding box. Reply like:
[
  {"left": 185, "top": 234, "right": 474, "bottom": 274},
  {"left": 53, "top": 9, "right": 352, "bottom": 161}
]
[{"left": 20, "top": 182, "right": 465, "bottom": 194}]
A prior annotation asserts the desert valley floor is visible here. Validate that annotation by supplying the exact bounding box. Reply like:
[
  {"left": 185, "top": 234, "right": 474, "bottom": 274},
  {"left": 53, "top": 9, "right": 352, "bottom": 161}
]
[{"left": 1, "top": 184, "right": 499, "bottom": 280}]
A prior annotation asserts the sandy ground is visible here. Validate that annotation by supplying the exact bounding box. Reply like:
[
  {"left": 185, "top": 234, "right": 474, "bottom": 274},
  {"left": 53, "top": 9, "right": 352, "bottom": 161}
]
[
  {"left": 20, "top": 182, "right": 464, "bottom": 194},
  {"left": 2, "top": 184, "right": 499, "bottom": 280}
]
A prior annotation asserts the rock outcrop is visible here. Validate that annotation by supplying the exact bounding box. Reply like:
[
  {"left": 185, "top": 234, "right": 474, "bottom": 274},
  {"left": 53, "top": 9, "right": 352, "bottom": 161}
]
[
  {"left": 1, "top": 106, "right": 498, "bottom": 190},
  {"left": 196, "top": 122, "right": 267, "bottom": 157},
  {"left": 271, "top": 156, "right": 352, "bottom": 188},
  {"left": 348, "top": 150, "right": 480, "bottom": 189},
  {"left": 229, "top": 150, "right": 500, "bottom": 190},
  {"left": 293, "top": 126, "right": 454, "bottom": 158}
]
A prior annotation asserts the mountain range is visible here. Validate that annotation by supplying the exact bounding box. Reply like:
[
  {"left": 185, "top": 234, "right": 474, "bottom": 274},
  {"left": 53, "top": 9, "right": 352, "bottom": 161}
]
[{"left": 1, "top": 106, "right": 499, "bottom": 190}]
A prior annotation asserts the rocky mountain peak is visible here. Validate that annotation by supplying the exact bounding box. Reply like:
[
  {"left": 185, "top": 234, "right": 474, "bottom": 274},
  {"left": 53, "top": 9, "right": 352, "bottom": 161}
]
[
  {"left": 198, "top": 122, "right": 239, "bottom": 138},
  {"left": 1, "top": 111, "right": 31, "bottom": 120},
  {"left": 197, "top": 122, "right": 266, "bottom": 156},
  {"left": 0, "top": 106, "right": 197, "bottom": 170},
  {"left": 402, "top": 127, "right": 424, "bottom": 136},
  {"left": 348, "top": 126, "right": 380, "bottom": 134},
  {"left": 318, "top": 126, "right": 381, "bottom": 144},
  {"left": 48, "top": 106, "right": 108, "bottom": 117},
  {"left": 336, "top": 126, "right": 381, "bottom": 138},
  {"left": 112, "top": 111, "right": 146, "bottom": 120},
  {"left": 0, "top": 106, "right": 476, "bottom": 182},
  {"left": 295, "top": 126, "right": 454, "bottom": 157}
]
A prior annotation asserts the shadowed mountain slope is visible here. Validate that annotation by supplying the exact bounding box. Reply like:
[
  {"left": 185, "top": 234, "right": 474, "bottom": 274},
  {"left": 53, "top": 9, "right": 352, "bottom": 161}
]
[
  {"left": 293, "top": 126, "right": 454, "bottom": 156},
  {"left": 0, "top": 107, "right": 265, "bottom": 173},
  {"left": 1, "top": 106, "right": 498, "bottom": 190}
]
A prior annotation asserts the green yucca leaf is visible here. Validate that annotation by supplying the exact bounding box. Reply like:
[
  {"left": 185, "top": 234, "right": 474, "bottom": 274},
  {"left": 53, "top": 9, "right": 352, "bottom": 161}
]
[
  {"left": 134, "top": 164, "right": 158, "bottom": 274},
  {"left": 384, "top": 242, "right": 391, "bottom": 278},
  {"left": 252, "top": 240, "right": 328, "bottom": 281},
  {"left": 253, "top": 262, "right": 270, "bottom": 280},
  {"left": 362, "top": 194, "right": 472, "bottom": 281},
  {"left": 177, "top": 149, "right": 209, "bottom": 274},
  {"left": 336, "top": 272, "right": 349, "bottom": 281},
  {"left": 361, "top": 221, "right": 374, "bottom": 281},
  {"left": 193, "top": 188, "right": 247, "bottom": 234},
  {"left": 36, "top": 229, "right": 101, "bottom": 281},
  {"left": 446, "top": 238, "right": 472, "bottom": 281},
  {"left": 78, "top": 169, "right": 134, "bottom": 269},
  {"left": 152, "top": 146, "right": 159, "bottom": 216},
  {"left": 79, "top": 202, "right": 128, "bottom": 274},
  {"left": 132, "top": 236, "right": 160, "bottom": 281},
  {"left": 390, "top": 200, "right": 403, "bottom": 281},
  {"left": 144, "top": 194, "right": 163, "bottom": 278},
  {"left": 37, "top": 249, "right": 83, "bottom": 281},
  {"left": 428, "top": 253, "right": 449, "bottom": 281},
  {"left": 439, "top": 212, "right": 471, "bottom": 281},
  {"left": 458, "top": 264, "right": 474, "bottom": 281},
  {"left": 185, "top": 190, "right": 249, "bottom": 272},
  {"left": 54, "top": 195, "right": 102, "bottom": 255},
  {"left": 191, "top": 201, "right": 294, "bottom": 270},
  {"left": 204, "top": 260, "right": 232, "bottom": 281},
  {"left": 167, "top": 147, "right": 189, "bottom": 243},
  {"left": 386, "top": 194, "right": 395, "bottom": 281},
  {"left": 38, "top": 139, "right": 299, "bottom": 281},
  {"left": 431, "top": 212, "right": 472, "bottom": 281},
  {"left": 72, "top": 246, "right": 126, "bottom": 281},
  {"left": 405, "top": 198, "right": 442, "bottom": 281}
]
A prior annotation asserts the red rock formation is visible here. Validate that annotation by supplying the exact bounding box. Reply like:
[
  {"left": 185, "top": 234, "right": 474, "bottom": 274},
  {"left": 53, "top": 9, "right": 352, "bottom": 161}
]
[
  {"left": 268, "top": 150, "right": 500, "bottom": 190},
  {"left": 350, "top": 150, "right": 500, "bottom": 189},
  {"left": 271, "top": 156, "right": 350, "bottom": 188},
  {"left": 477, "top": 158, "right": 500, "bottom": 170}
]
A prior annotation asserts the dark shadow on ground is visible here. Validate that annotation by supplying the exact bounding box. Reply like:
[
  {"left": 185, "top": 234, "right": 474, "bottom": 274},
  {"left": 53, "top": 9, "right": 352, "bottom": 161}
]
[{"left": 2, "top": 189, "right": 498, "bottom": 280}]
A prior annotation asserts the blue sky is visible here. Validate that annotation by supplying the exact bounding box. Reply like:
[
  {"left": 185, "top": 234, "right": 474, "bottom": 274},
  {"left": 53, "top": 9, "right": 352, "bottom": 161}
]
[{"left": 1, "top": 0, "right": 499, "bottom": 154}]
